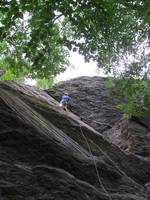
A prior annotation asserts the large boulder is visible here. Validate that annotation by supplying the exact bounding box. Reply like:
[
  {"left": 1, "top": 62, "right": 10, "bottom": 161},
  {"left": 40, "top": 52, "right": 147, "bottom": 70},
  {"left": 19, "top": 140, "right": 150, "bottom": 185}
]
[
  {"left": 48, "top": 76, "right": 150, "bottom": 159},
  {"left": 48, "top": 76, "right": 124, "bottom": 133},
  {"left": 0, "top": 81, "right": 150, "bottom": 199}
]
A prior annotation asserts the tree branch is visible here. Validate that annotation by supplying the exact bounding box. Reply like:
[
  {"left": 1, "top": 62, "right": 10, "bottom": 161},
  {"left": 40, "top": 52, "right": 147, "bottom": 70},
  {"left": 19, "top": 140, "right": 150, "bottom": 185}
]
[{"left": 52, "top": 14, "right": 63, "bottom": 23}]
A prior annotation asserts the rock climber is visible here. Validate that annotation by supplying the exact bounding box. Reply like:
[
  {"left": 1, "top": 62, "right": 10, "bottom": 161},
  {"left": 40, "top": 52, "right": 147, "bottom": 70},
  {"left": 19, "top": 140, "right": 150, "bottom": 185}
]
[{"left": 59, "top": 92, "right": 71, "bottom": 111}]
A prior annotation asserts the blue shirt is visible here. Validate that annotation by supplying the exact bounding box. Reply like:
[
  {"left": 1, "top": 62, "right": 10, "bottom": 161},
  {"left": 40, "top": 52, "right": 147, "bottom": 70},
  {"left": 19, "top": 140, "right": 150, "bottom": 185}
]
[{"left": 62, "top": 95, "right": 71, "bottom": 103}]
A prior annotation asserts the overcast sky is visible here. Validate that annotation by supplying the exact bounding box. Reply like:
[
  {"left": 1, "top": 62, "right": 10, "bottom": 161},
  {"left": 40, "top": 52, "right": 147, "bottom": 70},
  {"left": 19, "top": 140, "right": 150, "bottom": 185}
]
[
  {"left": 25, "top": 51, "right": 104, "bottom": 86},
  {"left": 56, "top": 51, "right": 104, "bottom": 82},
  {"left": 23, "top": 12, "right": 105, "bottom": 85}
]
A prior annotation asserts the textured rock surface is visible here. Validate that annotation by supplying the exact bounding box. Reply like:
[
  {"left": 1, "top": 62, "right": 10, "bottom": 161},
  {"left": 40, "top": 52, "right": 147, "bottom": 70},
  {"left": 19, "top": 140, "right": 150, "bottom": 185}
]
[
  {"left": 0, "top": 80, "right": 150, "bottom": 199},
  {"left": 48, "top": 76, "right": 150, "bottom": 159},
  {"left": 105, "top": 118, "right": 150, "bottom": 159},
  {"left": 48, "top": 76, "right": 123, "bottom": 133}
]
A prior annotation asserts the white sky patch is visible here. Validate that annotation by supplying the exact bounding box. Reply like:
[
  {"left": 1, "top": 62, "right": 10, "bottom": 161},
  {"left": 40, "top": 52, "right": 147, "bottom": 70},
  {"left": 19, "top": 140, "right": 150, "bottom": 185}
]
[
  {"left": 24, "top": 78, "right": 36, "bottom": 86},
  {"left": 25, "top": 51, "right": 104, "bottom": 86},
  {"left": 56, "top": 51, "right": 104, "bottom": 82},
  {"left": 21, "top": 11, "right": 105, "bottom": 85}
]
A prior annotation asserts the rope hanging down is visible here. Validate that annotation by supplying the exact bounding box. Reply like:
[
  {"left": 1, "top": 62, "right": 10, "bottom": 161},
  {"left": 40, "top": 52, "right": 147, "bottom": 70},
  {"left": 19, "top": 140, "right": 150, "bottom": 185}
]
[{"left": 79, "top": 124, "right": 113, "bottom": 200}]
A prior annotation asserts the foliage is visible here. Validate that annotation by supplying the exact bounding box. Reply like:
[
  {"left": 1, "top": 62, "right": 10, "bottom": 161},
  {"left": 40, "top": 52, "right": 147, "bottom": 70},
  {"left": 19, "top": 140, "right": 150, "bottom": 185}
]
[
  {"left": 36, "top": 78, "right": 54, "bottom": 89},
  {"left": 0, "top": 0, "right": 149, "bottom": 76},
  {"left": 0, "top": 55, "right": 29, "bottom": 81},
  {"left": 0, "top": 6, "right": 69, "bottom": 79},
  {"left": 107, "top": 77, "right": 150, "bottom": 117},
  {"left": 0, "top": 0, "right": 150, "bottom": 116},
  {"left": 0, "top": 56, "right": 54, "bottom": 89}
]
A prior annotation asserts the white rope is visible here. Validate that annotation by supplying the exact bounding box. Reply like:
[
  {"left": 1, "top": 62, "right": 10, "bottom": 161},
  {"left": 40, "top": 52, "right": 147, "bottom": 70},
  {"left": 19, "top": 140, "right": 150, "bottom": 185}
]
[{"left": 79, "top": 125, "right": 113, "bottom": 200}]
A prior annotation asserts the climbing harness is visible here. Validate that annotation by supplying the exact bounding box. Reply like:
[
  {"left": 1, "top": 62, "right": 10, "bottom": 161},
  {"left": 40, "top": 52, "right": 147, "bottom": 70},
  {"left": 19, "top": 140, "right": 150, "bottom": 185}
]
[{"left": 79, "top": 124, "right": 113, "bottom": 200}]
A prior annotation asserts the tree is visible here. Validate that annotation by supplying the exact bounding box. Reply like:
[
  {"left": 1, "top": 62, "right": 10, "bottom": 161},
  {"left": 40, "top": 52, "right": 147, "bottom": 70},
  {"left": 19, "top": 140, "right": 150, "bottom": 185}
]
[
  {"left": 0, "top": 1, "right": 69, "bottom": 79},
  {"left": 36, "top": 77, "right": 54, "bottom": 89},
  {"left": 0, "top": 0, "right": 150, "bottom": 116},
  {"left": 0, "top": 0, "right": 149, "bottom": 75},
  {"left": 107, "top": 77, "right": 150, "bottom": 117},
  {"left": 0, "top": 53, "right": 30, "bottom": 81}
]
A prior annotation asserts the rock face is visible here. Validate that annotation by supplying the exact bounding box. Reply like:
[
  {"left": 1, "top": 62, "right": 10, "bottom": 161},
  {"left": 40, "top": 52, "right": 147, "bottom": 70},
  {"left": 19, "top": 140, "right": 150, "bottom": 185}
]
[
  {"left": 49, "top": 77, "right": 123, "bottom": 133},
  {"left": 0, "top": 80, "right": 150, "bottom": 200},
  {"left": 48, "top": 76, "right": 150, "bottom": 159},
  {"left": 105, "top": 118, "right": 150, "bottom": 159}
]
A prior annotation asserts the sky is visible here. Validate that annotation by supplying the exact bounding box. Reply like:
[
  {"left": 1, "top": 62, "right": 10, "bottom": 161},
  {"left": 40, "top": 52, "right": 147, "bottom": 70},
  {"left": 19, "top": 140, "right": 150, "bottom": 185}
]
[
  {"left": 56, "top": 51, "right": 104, "bottom": 82},
  {"left": 23, "top": 12, "right": 104, "bottom": 85},
  {"left": 25, "top": 51, "right": 105, "bottom": 86}
]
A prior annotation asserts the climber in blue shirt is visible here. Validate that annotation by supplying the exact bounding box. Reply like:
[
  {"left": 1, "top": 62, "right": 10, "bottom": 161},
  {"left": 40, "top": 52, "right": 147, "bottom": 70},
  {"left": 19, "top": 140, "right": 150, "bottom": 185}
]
[{"left": 59, "top": 92, "right": 71, "bottom": 111}]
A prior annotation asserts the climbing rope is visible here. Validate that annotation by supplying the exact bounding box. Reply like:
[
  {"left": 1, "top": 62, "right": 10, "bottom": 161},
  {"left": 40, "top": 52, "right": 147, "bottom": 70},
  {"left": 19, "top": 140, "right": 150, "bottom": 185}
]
[{"left": 79, "top": 124, "right": 113, "bottom": 200}]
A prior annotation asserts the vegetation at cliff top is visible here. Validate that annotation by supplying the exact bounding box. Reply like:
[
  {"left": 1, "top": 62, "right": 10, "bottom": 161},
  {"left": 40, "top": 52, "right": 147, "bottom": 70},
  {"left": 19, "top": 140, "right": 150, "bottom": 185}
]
[{"left": 0, "top": 0, "right": 150, "bottom": 116}]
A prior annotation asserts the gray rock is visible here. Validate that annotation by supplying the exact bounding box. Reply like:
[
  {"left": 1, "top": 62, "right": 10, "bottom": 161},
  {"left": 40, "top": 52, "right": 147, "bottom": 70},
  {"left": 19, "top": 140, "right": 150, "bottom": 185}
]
[
  {"left": 145, "top": 182, "right": 150, "bottom": 191},
  {"left": 0, "top": 80, "right": 149, "bottom": 199},
  {"left": 47, "top": 76, "right": 124, "bottom": 133},
  {"left": 48, "top": 76, "right": 150, "bottom": 159}
]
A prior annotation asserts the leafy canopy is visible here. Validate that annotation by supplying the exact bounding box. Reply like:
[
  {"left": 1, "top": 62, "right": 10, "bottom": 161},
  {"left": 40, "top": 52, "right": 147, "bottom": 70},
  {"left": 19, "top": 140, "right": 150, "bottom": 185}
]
[
  {"left": 0, "top": 0, "right": 149, "bottom": 77},
  {"left": 0, "top": 0, "right": 150, "bottom": 116},
  {"left": 107, "top": 77, "right": 150, "bottom": 117}
]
